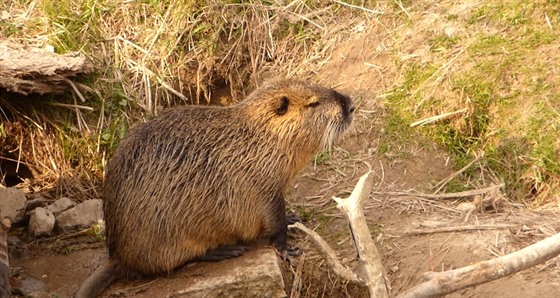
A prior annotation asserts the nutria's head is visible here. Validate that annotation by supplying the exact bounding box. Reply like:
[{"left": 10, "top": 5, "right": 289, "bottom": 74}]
[{"left": 237, "top": 80, "right": 355, "bottom": 175}]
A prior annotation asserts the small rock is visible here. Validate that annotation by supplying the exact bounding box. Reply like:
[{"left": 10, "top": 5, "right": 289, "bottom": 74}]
[
  {"left": 46, "top": 197, "right": 76, "bottom": 216},
  {"left": 29, "top": 207, "right": 55, "bottom": 237},
  {"left": 56, "top": 199, "right": 103, "bottom": 231},
  {"left": 0, "top": 188, "right": 27, "bottom": 224},
  {"left": 28, "top": 292, "right": 51, "bottom": 298}
]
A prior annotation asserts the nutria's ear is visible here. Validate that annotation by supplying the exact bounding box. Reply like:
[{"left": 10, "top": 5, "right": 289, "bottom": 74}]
[{"left": 275, "top": 96, "right": 289, "bottom": 115}]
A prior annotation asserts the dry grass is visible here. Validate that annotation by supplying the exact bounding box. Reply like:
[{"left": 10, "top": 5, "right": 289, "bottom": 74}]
[{"left": 0, "top": 0, "right": 369, "bottom": 198}]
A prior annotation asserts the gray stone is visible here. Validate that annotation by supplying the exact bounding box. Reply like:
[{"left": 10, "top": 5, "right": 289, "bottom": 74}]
[
  {"left": 29, "top": 207, "right": 55, "bottom": 237},
  {"left": 56, "top": 199, "right": 103, "bottom": 231},
  {"left": 17, "top": 275, "right": 46, "bottom": 296},
  {"left": 171, "top": 247, "right": 286, "bottom": 298},
  {"left": 46, "top": 197, "right": 76, "bottom": 216},
  {"left": 0, "top": 188, "right": 27, "bottom": 223}
]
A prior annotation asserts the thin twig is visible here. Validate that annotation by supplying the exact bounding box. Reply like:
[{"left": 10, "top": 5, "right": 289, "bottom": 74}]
[
  {"left": 402, "top": 224, "right": 515, "bottom": 236},
  {"left": 289, "top": 253, "right": 306, "bottom": 298},
  {"left": 433, "top": 154, "right": 484, "bottom": 194},
  {"left": 290, "top": 222, "right": 360, "bottom": 284},
  {"left": 64, "top": 78, "right": 87, "bottom": 103},
  {"left": 332, "top": 0, "right": 383, "bottom": 14},
  {"left": 50, "top": 102, "right": 95, "bottom": 111},
  {"left": 393, "top": 0, "right": 412, "bottom": 19},
  {"left": 410, "top": 108, "right": 468, "bottom": 127},
  {"left": 373, "top": 183, "right": 504, "bottom": 200}
]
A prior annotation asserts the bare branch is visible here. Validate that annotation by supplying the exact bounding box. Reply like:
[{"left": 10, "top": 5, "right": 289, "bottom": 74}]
[
  {"left": 372, "top": 184, "right": 504, "bottom": 200},
  {"left": 402, "top": 224, "right": 515, "bottom": 236},
  {"left": 397, "top": 232, "right": 560, "bottom": 298},
  {"left": 333, "top": 171, "right": 389, "bottom": 298}
]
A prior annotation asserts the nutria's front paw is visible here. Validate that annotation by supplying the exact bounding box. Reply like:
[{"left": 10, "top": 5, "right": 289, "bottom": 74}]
[{"left": 286, "top": 211, "right": 306, "bottom": 225}]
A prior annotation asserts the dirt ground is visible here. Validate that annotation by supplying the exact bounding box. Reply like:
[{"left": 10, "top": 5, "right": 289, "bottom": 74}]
[{"left": 7, "top": 3, "right": 560, "bottom": 298}]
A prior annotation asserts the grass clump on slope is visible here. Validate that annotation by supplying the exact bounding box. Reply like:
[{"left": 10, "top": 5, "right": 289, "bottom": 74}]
[{"left": 386, "top": 0, "right": 559, "bottom": 203}]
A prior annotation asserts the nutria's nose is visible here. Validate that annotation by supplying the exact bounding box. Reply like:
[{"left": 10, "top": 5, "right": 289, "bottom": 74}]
[{"left": 332, "top": 89, "right": 353, "bottom": 116}]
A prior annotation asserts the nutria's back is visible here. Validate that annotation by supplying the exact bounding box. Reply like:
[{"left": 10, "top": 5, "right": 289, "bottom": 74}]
[
  {"left": 76, "top": 80, "right": 354, "bottom": 297},
  {"left": 105, "top": 104, "right": 290, "bottom": 274}
]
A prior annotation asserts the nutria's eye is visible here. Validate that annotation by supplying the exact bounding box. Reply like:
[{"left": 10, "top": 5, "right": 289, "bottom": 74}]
[
  {"left": 307, "top": 102, "right": 321, "bottom": 108},
  {"left": 275, "top": 96, "right": 289, "bottom": 115}
]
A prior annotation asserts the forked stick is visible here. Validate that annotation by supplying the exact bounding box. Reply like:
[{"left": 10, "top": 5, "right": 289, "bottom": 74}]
[
  {"left": 333, "top": 171, "right": 389, "bottom": 298},
  {"left": 291, "top": 171, "right": 389, "bottom": 298}
]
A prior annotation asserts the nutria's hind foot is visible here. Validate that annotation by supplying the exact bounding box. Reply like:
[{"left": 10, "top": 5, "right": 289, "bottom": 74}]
[{"left": 192, "top": 245, "right": 251, "bottom": 262}]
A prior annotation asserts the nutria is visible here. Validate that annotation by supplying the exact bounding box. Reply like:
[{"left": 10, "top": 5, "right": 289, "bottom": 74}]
[{"left": 75, "top": 80, "right": 354, "bottom": 297}]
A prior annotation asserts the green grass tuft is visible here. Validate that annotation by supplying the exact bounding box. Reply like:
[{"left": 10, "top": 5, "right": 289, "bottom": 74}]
[{"left": 385, "top": 0, "right": 560, "bottom": 201}]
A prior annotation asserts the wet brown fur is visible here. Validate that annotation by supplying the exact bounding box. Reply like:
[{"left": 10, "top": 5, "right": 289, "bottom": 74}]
[{"left": 75, "top": 80, "right": 354, "bottom": 297}]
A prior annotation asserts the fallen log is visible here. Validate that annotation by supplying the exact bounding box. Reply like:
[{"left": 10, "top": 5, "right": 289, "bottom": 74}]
[
  {"left": 0, "top": 218, "right": 10, "bottom": 298},
  {"left": 0, "top": 41, "right": 93, "bottom": 95}
]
